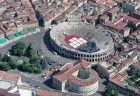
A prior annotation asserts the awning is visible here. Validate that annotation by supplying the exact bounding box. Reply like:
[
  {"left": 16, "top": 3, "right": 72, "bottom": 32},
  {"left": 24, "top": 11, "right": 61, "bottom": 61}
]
[
  {"left": 6, "top": 35, "right": 15, "bottom": 40},
  {"left": 14, "top": 32, "right": 22, "bottom": 37},
  {"left": 0, "top": 38, "right": 7, "bottom": 44}
]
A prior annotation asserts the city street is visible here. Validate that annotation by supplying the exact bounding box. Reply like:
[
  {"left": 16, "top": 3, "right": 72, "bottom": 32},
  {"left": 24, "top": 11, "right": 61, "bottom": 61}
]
[
  {"left": 8, "top": 69, "right": 49, "bottom": 89},
  {"left": 21, "top": 74, "right": 50, "bottom": 90}
]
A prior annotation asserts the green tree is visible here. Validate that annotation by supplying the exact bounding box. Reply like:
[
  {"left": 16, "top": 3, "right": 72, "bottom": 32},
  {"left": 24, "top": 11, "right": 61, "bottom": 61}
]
[
  {"left": 26, "top": 43, "right": 36, "bottom": 58},
  {"left": 18, "top": 61, "right": 30, "bottom": 72},
  {"left": 108, "top": 90, "right": 119, "bottom": 96},
  {"left": 11, "top": 42, "right": 26, "bottom": 56},
  {"left": 0, "top": 63, "right": 11, "bottom": 71},
  {"left": 104, "top": 86, "right": 113, "bottom": 96},
  {"left": 112, "top": 91, "right": 119, "bottom": 96},
  {"left": 0, "top": 53, "right": 3, "bottom": 61},
  {"left": 2, "top": 54, "right": 11, "bottom": 62},
  {"left": 123, "top": 37, "right": 130, "bottom": 43},
  {"left": 40, "top": 58, "right": 47, "bottom": 70},
  {"left": 130, "top": 66, "right": 137, "bottom": 75},
  {"left": 123, "top": 8, "right": 129, "bottom": 14},
  {"left": 127, "top": 21, "right": 136, "bottom": 33},
  {"left": 34, "top": 64, "right": 42, "bottom": 73},
  {"left": 8, "top": 58, "right": 17, "bottom": 69},
  {"left": 11, "top": 46, "right": 18, "bottom": 56},
  {"left": 29, "top": 57, "right": 40, "bottom": 64},
  {"left": 27, "top": 64, "right": 34, "bottom": 73}
]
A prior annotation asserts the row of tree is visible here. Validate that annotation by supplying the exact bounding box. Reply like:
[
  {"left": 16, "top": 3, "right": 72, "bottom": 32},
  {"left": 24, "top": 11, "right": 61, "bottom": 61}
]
[
  {"left": 104, "top": 86, "right": 119, "bottom": 96},
  {"left": 18, "top": 58, "right": 47, "bottom": 73},
  {"left": 0, "top": 54, "right": 16, "bottom": 71},
  {"left": 10, "top": 42, "right": 36, "bottom": 58},
  {"left": 130, "top": 65, "right": 138, "bottom": 76},
  {"left": 127, "top": 21, "right": 140, "bottom": 33}
]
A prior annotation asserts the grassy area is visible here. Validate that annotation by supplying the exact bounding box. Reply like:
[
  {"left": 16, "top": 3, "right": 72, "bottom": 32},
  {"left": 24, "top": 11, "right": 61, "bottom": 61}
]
[{"left": 16, "top": 59, "right": 24, "bottom": 65}]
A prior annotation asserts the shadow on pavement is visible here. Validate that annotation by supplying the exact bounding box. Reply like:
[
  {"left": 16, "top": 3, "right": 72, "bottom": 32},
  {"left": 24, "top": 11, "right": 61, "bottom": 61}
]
[
  {"left": 43, "top": 29, "right": 54, "bottom": 53},
  {"left": 97, "top": 91, "right": 104, "bottom": 95},
  {"left": 102, "top": 81, "right": 108, "bottom": 85},
  {"left": 43, "top": 70, "right": 60, "bottom": 89}
]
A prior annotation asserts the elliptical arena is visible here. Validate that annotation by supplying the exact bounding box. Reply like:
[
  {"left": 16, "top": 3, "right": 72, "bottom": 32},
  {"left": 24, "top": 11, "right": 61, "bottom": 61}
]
[{"left": 50, "top": 22, "right": 114, "bottom": 62}]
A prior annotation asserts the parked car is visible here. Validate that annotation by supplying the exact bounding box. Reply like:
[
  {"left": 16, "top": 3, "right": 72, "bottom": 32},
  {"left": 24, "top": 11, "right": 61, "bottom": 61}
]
[{"left": 48, "top": 60, "right": 59, "bottom": 65}]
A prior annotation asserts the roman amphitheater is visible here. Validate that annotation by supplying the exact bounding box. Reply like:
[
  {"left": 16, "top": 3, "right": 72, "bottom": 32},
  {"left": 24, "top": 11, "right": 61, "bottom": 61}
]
[{"left": 50, "top": 22, "right": 114, "bottom": 62}]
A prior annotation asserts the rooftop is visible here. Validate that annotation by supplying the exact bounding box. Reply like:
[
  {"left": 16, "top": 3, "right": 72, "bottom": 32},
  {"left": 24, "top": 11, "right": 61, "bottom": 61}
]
[
  {"left": 36, "top": 89, "right": 64, "bottom": 96},
  {"left": 0, "top": 88, "right": 20, "bottom": 96},
  {"left": 0, "top": 71, "right": 20, "bottom": 82},
  {"left": 53, "top": 59, "right": 99, "bottom": 86}
]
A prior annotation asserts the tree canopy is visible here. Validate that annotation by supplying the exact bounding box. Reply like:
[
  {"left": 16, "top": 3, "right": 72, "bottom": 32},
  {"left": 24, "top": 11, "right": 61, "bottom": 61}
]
[
  {"left": 130, "top": 66, "right": 137, "bottom": 75},
  {"left": 26, "top": 43, "right": 36, "bottom": 58},
  {"left": 127, "top": 21, "right": 140, "bottom": 33},
  {"left": 0, "top": 63, "right": 11, "bottom": 71},
  {"left": 10, "top": 42, "right": 26, "bottom": 56},
  {"left": 2, "top": 54, "right": 11, "bottom": 62},
  {"left": 104, "top": 86, "right": 119, "bottom": 96}
]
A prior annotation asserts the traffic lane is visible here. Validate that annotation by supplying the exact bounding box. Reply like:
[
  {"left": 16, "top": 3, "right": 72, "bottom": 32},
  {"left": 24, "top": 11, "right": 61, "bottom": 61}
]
[
  {"left": 21, "top": 75, "right": 50, "bottom": 90},
  {"left": 9, "top": 70, "right": 51, "bottom": 89}
]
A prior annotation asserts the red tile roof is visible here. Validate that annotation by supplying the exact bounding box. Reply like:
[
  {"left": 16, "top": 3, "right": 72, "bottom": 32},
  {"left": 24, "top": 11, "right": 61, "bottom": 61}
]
[
  {"left": 134, "top": 10, "right": 140, "bottom": 16},
  {"left": 69, "top": 70, "right": 99, "bottom": 86},
  {"left": 0, "top": 88, "right": 20, "bottom": 96},
  {"left": 115, "top": 21, "right": 126, "bottom": 29},
  {"left": 84, "top": 16, "right": 98, "bottom": 21},
  {"left": 100, "top": 15, "right": 109, "bottom": 20},
  {"left": 107, "top": 0, "right": 113, "bottom": 3},
  {"left": 53, "top": 60, "right": 91, "bottom": 82},
  {"left": 125, "top": 16, "right": 140, "bottom": 24},
  {"left": 122, "top": 27, "right": 130, "bottom": 31},
  {"left": 110, "top": 74, "right": 125, "bottom": 88},
  {"left": 133, "top": 61, "right": 140, "bottom": 70},
  {"left": 114, "top": 54, "right": 122, "bottom": 61},
  {"left": 0, "top": 71, "right": 20, "bottom": 82},
  {"left": 53, "top": 59, "right": 99, "bottom": 86},
  {"left": 61, "top": 63, "right": 74, "bottom": 71},
  {"left": 36, "top": 89, "right": 64, "bottom": 96},
  {"left": 120, "top": 70, "right": 129, "bottom": 77}
]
